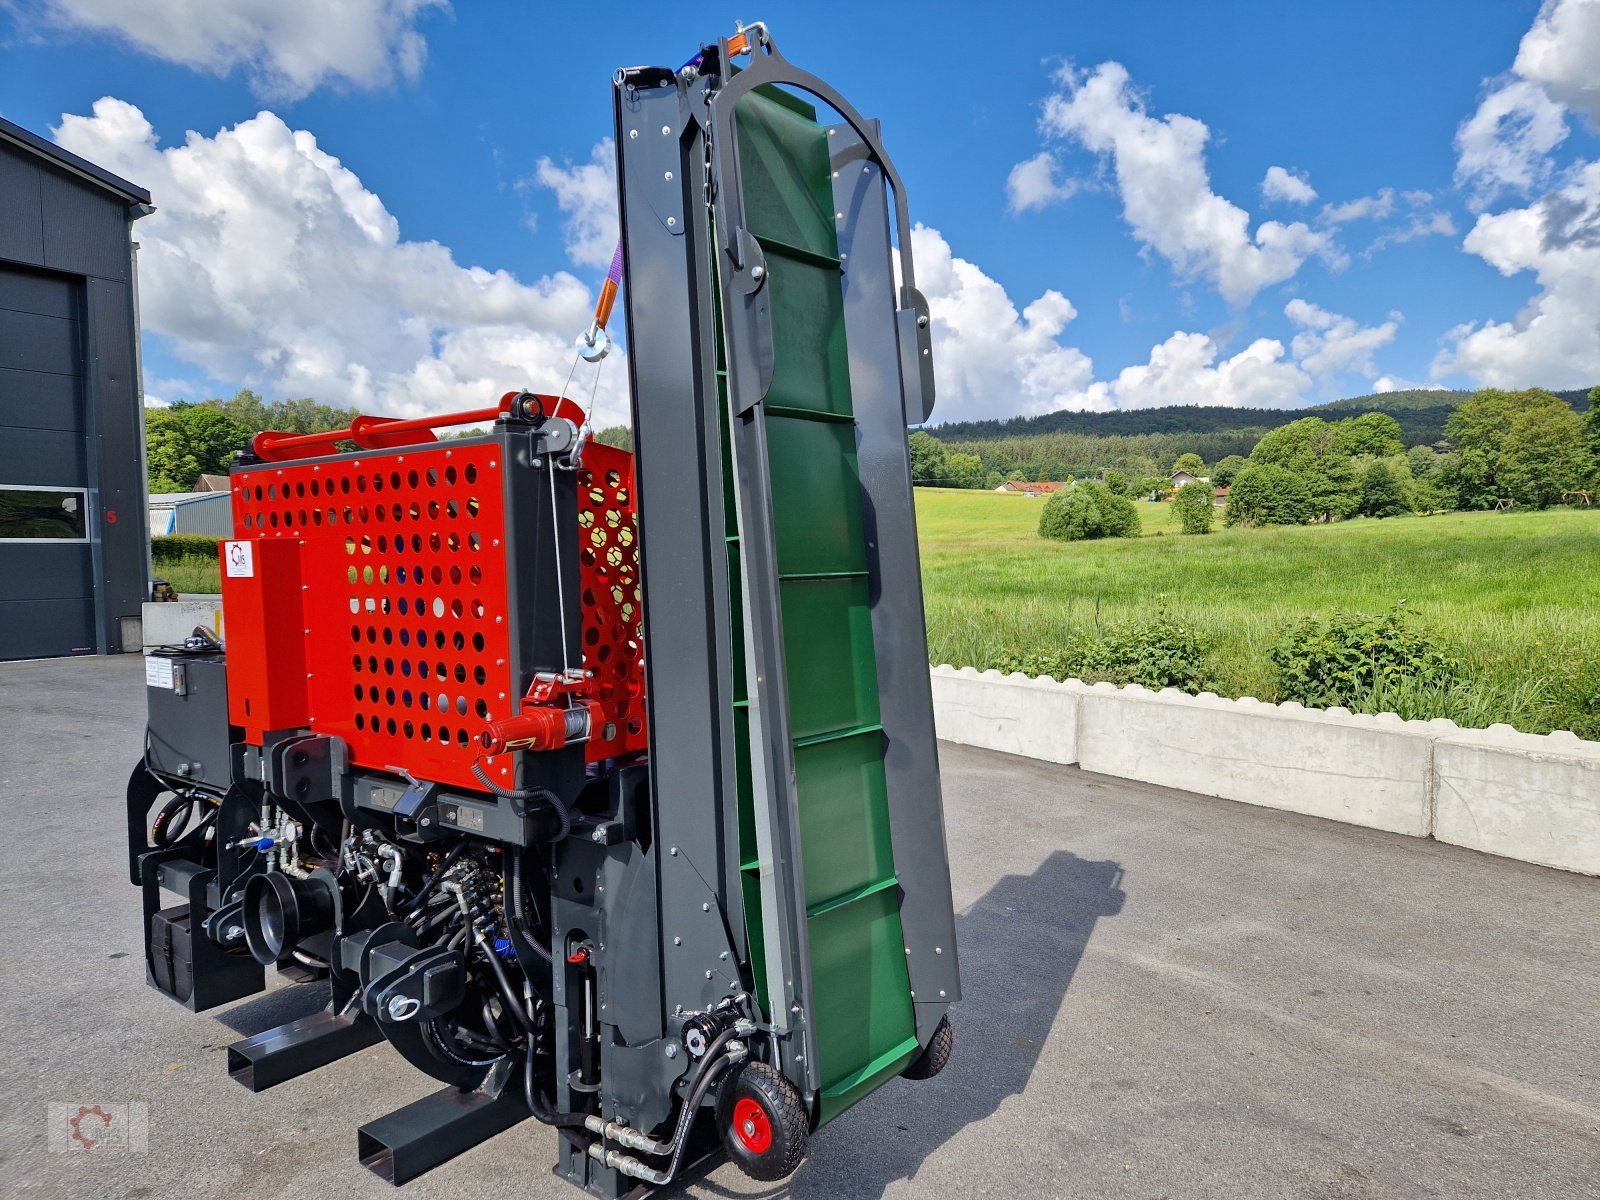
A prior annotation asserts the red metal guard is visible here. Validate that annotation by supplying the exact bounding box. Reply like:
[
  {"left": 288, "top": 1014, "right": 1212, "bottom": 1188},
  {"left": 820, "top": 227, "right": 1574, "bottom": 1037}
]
[{"left": 220, "top": 400, "right": 646, "bottom": 792}]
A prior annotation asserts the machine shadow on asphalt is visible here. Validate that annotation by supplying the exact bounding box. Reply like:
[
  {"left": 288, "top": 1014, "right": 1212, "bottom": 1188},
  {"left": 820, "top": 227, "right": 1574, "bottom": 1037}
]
[{"left": 668, "top": 850, "right": 1127, "bottom": 1198}]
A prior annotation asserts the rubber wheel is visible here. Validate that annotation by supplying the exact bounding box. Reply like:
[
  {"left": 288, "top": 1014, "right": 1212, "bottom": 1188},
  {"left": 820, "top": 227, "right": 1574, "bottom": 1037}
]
[
  {"left": 716, "top": 1060, "right": 808, "bottom": 1181},
  {"left": 901, "top": 1014, "right": 953, "bottom": 1080}
]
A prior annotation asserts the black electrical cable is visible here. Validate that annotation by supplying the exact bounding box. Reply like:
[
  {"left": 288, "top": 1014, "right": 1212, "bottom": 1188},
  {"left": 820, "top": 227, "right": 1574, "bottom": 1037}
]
[
  {"left": 471, "top": 763, "right": 574, "bottom": 841},
  {"left": 508, "top": 851, "right": 553, "bottom": 962}
]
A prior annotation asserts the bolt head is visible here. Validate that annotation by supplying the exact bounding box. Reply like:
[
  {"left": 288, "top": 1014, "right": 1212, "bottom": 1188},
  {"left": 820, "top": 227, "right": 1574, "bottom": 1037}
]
[{"left": 665, "top": 1043, "right": 679, "bottom": 1058}]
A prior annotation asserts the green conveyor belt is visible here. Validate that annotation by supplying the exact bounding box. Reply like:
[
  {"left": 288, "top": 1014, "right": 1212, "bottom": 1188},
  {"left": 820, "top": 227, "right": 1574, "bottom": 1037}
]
[{"left": 722, "top": 85, "right": 920, "bottom": 1124}]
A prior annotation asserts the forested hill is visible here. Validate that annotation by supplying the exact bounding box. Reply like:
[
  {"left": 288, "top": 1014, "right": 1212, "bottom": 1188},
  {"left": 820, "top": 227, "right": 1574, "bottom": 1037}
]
[{"left": 932, "top": 387, "right": 1594, "bottom": 449}]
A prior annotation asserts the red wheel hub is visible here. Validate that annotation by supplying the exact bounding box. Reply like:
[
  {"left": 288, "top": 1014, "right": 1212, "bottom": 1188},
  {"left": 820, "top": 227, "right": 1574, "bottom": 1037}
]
[{"left": 731, "top": 1096, "right": 772, "bottom": 1155}]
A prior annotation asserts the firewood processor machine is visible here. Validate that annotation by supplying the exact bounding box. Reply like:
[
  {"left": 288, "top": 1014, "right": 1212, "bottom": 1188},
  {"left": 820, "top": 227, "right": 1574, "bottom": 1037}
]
[{"left": 128, "top": 22, "right": 959, "bottom": 1193}]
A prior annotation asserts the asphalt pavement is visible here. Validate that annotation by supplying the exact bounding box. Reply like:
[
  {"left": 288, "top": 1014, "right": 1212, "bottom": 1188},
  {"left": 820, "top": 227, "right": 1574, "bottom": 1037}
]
[{"left": 1, "top": 655, "right": 1595, "bottom": 1199}]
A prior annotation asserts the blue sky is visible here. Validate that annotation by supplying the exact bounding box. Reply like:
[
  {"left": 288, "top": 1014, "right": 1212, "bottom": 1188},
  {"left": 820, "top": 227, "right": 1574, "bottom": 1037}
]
[{"left": 3, "top": 1, "right": 1598, "bottom": 427}]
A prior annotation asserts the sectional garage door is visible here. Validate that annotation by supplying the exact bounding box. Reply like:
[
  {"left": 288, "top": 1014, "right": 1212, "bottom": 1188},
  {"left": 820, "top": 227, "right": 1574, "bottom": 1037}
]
[{"left": 0, "top": 263, "right": 97, "bottom": 658}]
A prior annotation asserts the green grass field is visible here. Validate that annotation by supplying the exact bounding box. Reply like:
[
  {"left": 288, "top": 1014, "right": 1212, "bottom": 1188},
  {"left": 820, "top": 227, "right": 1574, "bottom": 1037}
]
[
  {"left": 915, "top": 489, "right": 1600, "bottom": 736},
  {"left": 156, "top": 553, "right": 222, "bottom": 594},
  {"left": 151, "top": 491, "right": 1598, "bottom": 734}
]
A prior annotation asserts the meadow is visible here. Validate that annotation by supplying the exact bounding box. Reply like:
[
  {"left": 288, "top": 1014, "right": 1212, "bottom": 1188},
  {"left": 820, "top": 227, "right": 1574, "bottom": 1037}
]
[
  {"left": 915, "top": 489, "right": 1600, "bottom": 736},
  {"left": 151, "top": 490, "right": 1599, "bottom": 735}
]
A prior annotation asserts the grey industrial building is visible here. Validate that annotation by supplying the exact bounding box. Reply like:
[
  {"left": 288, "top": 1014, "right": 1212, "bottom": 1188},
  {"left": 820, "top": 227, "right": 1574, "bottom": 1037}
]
[{"left": 0, "top": 116, "right": 151, "bottom": 661}]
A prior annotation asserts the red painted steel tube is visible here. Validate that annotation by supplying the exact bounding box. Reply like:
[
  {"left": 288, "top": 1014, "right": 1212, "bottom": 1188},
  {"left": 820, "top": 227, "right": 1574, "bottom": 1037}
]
[{"left": 251, "top": 401, "right": 510, "bottom": 463}]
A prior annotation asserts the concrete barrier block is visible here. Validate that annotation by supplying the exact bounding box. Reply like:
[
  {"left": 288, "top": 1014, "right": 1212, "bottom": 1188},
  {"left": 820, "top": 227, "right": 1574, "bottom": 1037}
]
[
  {"left": 142, "top": 597, "right": 224, "bottom": 650},
  {"left": 1075, "top": 686, "right": 1432, "bottom": 836},
  {"left": 929, "top": 664, "right": 1082, "bottom": 765},
  {"left": 1433, "top": 727, "right": 1600, "bottom": 875}
]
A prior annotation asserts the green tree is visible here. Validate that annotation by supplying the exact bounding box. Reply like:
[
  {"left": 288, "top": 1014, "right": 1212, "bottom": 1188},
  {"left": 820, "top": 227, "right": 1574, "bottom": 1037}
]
[
  {"left": 1336, "top": 412, "right": 1404, "bottom": 458},
  {"left": 1171, "top": 480, "right": 1215, "bottom": 534},
  {"left": 594, "top": 426, "right": 634, "bottom": 450},
  {"left": 1038, "top": 483, "right": 1141, "bottom": 542},
  {"left": 1583, "top": 387, "right": 1600, "bottom": 483},
  {"left": 1103, "top": 469, "right": 1130, "bottom": 496},
  {"left": 908, "top": 430, "right": 950, "bottom": 486},
  {"left": 1358, "top": 457, "right": 1413, "bottom": 518},
  {"left": 1406, "top": 444, "right": 1440, "bottom": 481},
  {"left": 1498, "top": 402, "right": 1587, "bottom": 508},
  {"left": 1211, "top": 454, "right": 1249, "bottom": 488},
  {"left": 145, "top": 406, "right": 252, "bottom": 492},
  {"left": 1172, "top": 452, "right": 1205, "bottom": 476},
  {"left": 1250, "top": 416, "right": 1358, "bottom": 520},
  {"left": 1444, "top": 388, "right": 1582, "bottom": 507},
  {"left": 1445, "top": 389, "right": 1522, "bottom": 458},
  {"left": 199, "top": 389, "right": 359, "bottom": 435},
  {"left": 946, "top": 450, "right": 985, "bottom": 489},
  {"left": 1225, "top": 464, "right": 1315, "bottom": 527}
]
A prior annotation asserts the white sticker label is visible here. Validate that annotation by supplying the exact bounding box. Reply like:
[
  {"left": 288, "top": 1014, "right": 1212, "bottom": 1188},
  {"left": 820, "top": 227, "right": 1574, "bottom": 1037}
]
[
  {"left": 145, "top": 655, "right": 175, "bottom": 689},
  {"left": 224, "top": 540, "right": 254, "bottom": 578}
]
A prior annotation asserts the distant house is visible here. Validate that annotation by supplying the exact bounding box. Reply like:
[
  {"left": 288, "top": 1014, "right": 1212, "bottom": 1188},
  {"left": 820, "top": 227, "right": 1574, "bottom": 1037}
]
[
  {"left": 149, "top": 491, "right": 233, "bottom": 537},
  {"left": 194, "top": 473, "right": 231, "bottom": 493},
  {"left": 1170, "top": 469, "right": 1210, "bottom": 488},
  {"left": 1211, "top": 485, "right": 1230, "bottom": 508},
  {"left": 994, "top": 480, "right": 1067, "bottom": 497}
]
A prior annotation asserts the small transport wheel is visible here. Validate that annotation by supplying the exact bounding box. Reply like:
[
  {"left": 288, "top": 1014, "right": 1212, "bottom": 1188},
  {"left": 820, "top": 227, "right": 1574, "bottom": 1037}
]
[
  {"left": 716, "top": 1060, "right": 808, "bottom": 1181},
  {"left": 901, "top": 1014, "right": 953, "bottom": 1080}
]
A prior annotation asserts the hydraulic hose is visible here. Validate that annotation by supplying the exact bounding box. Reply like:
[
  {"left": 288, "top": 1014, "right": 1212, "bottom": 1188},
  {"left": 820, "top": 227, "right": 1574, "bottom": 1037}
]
[
  {"left": 523, "top": 1043, "right": 592, "bottom": 1129},
  {"left": 401, "top": 841, "right": 466, "bottom": 917}
]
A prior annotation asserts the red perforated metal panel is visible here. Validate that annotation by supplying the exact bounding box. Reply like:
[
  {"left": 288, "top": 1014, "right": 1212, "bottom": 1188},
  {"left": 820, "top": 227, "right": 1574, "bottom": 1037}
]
[
  {"left": 229, "top": 442, "right": 514, "bottom": 791},
  {"left": 224, "top": 434, "right": 648, "bottom": 792},
  {"left": 577, "top": 442, "right": 648, "bottom": 761}
]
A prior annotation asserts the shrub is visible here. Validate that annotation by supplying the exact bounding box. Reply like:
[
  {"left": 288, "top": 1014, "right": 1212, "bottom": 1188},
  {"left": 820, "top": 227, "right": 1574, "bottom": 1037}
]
[
  {"left": 1269, "top": 604, "right": 1458, "bottom": 708},
  {"left": 1038, "top": 483, "right": 1141, "bottom": 542},
  {"left": 1548, "top": 653, "right": 1600, "bottom": 740},
  {"left": 152, "top": 534, "right": 221, "bottom": 563},
  {"left": 1171, "top": 480, "right": 1215, "bottom": 534},
  {"left": 994, "top": 610, "right": 1205, "bottom": 692},
  {"left": 1225, "top": 464, "right": 1315, "bottom": 527}
]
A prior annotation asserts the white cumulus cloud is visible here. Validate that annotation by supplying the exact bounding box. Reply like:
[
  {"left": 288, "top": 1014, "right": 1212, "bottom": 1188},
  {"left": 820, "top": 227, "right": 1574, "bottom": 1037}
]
[
  {"left": 1080, "top": 331, "right": 1310, "bottom": 412},
  {"left": 1366, "top": 210, "right": 1457, "bottom": 255},
  {"left": 1455, "top": 78, "right": 1570, "bottom": 206},
  {"left": 1261, "top": 166, "right": 1317, "bottom": 205},
  {"left": 1006, "top": 151, "right": 1079, "bottom": 213},
  {"left": 1032, "top": 62, "right": 1341, "bottom": 305},
  {"left": 914, "top": 224, "right": 1310, "bottom": 417},
  {"left": 1514, "top": 0, "right": 1600, "bottom": 127},
  {"left": 53, "top": 98, "right": 630, "bottom": 426},
  {"left": 533, "top": 140, "right": 619, "bottom": 270},
  {"left": 26, "top": 0, "right": 446, "bottom": 101},
  {"left": 1320, "top": 188, "right": 1396, "bottom": 225},
  {"left": 912, "top": 224, "right": 1095, "bottom": 420},
  {"left": 1285, "top": 299, "right": 1400, "bottom": 379},
  {"left": 1433, "top": 159, "right": 1600, "bottom": 387}
]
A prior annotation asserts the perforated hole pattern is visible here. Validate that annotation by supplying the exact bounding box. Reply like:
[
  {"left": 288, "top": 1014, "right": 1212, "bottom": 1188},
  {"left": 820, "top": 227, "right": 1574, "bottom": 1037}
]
[
  {"left": 576, "top": 442, "right": 649, "bottom": 761},
  {"left": 230, "top": 440, "right": 648, "bottom": 789},
  {"left": 233, "top": 444, "right": 515, "bottom": 791}
]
